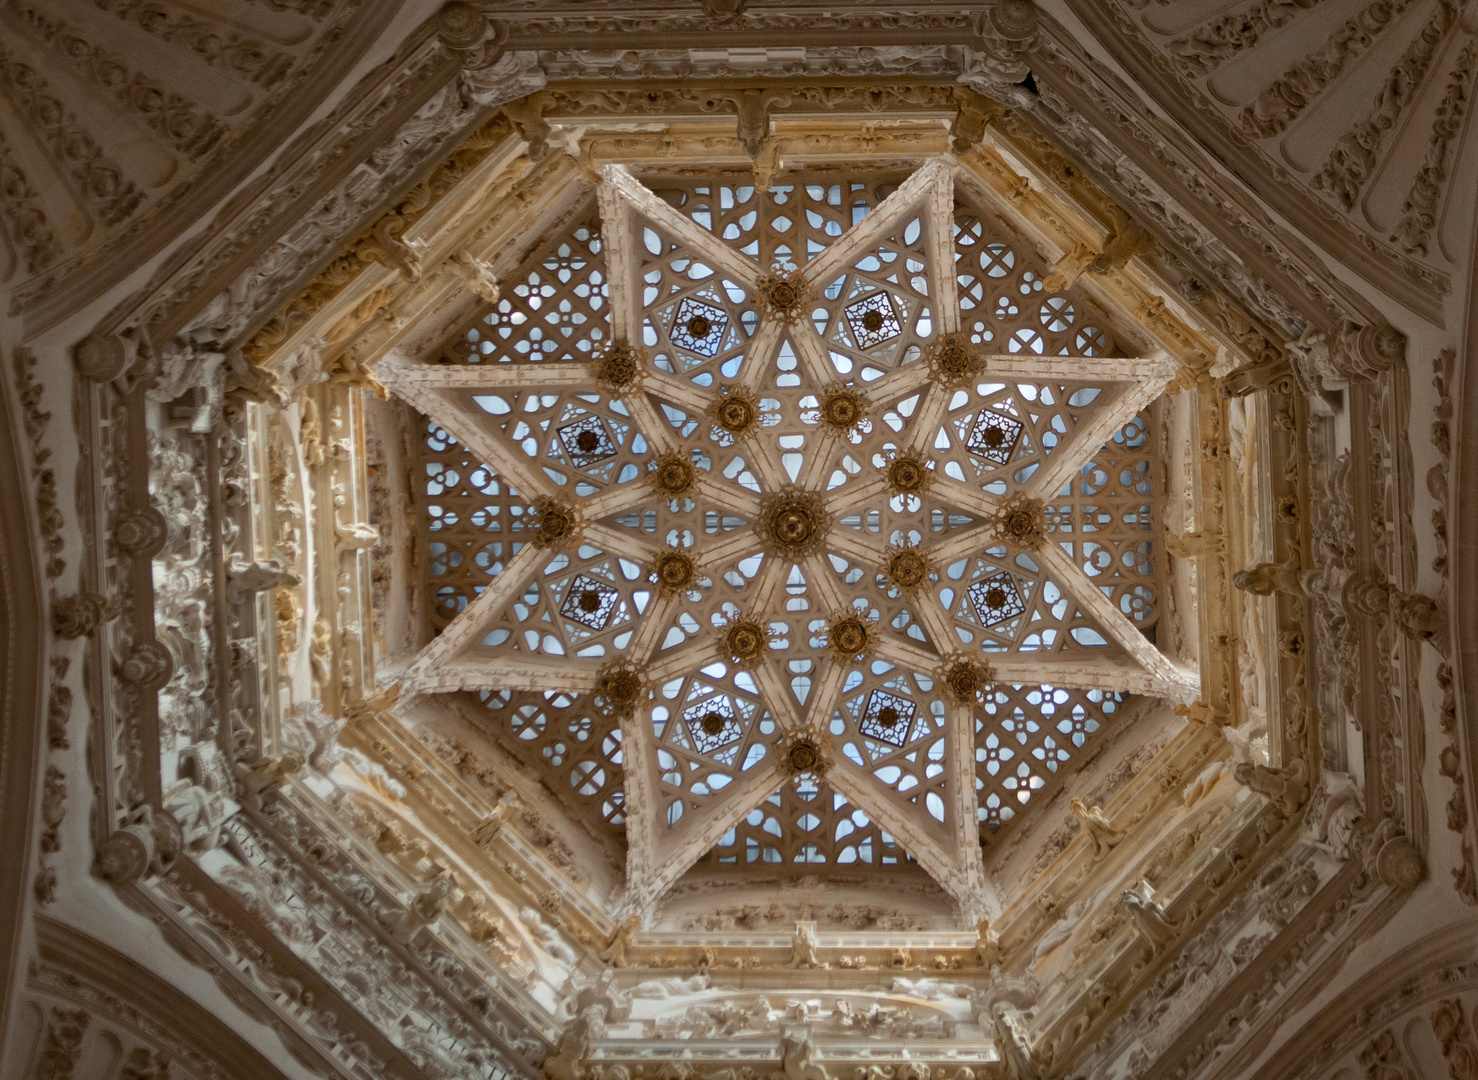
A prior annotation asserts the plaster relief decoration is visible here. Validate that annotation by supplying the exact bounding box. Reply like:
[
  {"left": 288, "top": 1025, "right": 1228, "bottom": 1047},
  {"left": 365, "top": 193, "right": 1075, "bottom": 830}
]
[
  {"left": 0, "top": 0, "right": 392, "bottom": 324},
  {"left": 1064, "top": 0, "right": 1478, "bottom": 321}
]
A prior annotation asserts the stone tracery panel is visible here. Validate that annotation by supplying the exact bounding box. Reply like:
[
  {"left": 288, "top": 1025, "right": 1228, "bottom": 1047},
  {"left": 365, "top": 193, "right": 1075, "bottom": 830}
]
[{"left": 399, "top": 157, "right": 1189, "bottom": 911}]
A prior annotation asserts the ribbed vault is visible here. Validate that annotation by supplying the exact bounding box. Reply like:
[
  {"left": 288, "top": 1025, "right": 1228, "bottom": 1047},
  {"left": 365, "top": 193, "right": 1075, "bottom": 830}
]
[{"left": 386, "top": 155, "right": 1199, "bottom": 923}]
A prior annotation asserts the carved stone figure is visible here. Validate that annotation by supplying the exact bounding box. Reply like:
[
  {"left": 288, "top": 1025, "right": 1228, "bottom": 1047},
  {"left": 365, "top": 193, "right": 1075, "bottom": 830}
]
[
  {"left": 472, "top": 791, "right": 521, "bottom": 846},
  {"left": 789, "top": 922, "right": 823, "bottom": 969},
  {"left": 234, "top": 753, "right": 303, "bottom": 810},
  {"left": 1233, "top": 758, "right": 1310, "bottom": 817},
  {"left": 1119, "top": 880, "right": 1180, "bottom": 949},
  {"left": 992, "top": 1003, "right": 1044, "bottom": 1080},
  {"left": 163, "top": 779, "right": 229, "bottom": 851},
  {"left": 1232, "top": 554, "right": 1303, "bottom": 596},
  {"left": 973, "top": 918, "right": 1002, "bottom": 968},
  {"left": 600, "top": 913, "right": 642, "bottom": 968},
  {"left": 383, "top": 876, "right": 451, "bottom": 944},
  {"left": 1069, "top": 797, "right": 1124, "bottom": 857},
  {"left": 543, "top": 1004, "right": 608, "bottom": 1080},
  {"left": 447, "top": 249, "right": 502, "bottom": 303},
  {"left": 226, "top": 556, "right": 301, "bottom": 600},
  {"left": 520, "top": 906, "right": 578, "bottom": 967},
  {"left": 1394, "top": 590, "right": 1449, "bottom": 655},
  {"left": 630, "top": 972, "right": 709, "bottom": 1000},
  {"left": 772, "top": 1027, "right": 827, "bottom": 1080},
  {"left": 51, "top": 591, "right": 118, "bottom": 639},
  {"left": 1305, "top": 770, "right": 1364, "bottom": 859}
]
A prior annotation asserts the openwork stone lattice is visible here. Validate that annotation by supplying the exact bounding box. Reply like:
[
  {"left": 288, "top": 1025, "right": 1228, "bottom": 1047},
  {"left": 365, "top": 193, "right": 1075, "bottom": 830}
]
[{"left": 393, "top": 158, "right": 1190, "bottom": 916}]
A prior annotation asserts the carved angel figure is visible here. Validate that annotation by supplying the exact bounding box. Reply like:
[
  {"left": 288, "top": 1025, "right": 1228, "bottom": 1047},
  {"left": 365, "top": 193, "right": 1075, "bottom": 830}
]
[
  {"left": 772, "top": 1028, "right": 827, "bottom": 1080},
  {"left": 1069, "top": 797, "right": 1124, "bottom": 857},
  {"left": 600, "top": 913, "right": 642, "bottom": 968},
  {"left": 789, "top": 923, "right": 823, "bottom": 969},
  {"left": 1232, "top": 554, "right": 1303, "bottom": 596},
  {"left": 973, "top": 918, "right": 1002, "bottom": 968},
  {"left": 542, "top": 1004, "right": 607, "bottom": 1080}
]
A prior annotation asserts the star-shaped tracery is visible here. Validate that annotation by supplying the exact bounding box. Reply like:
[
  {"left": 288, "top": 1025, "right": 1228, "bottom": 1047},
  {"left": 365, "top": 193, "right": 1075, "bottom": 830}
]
[{"left": 386, "top": 159, "right": 1198, "bottom": 921}]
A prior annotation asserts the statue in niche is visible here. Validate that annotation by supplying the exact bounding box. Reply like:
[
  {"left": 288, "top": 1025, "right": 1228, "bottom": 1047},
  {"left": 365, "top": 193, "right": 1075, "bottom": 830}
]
[
  {"left": 993, "top": 1002, "right": 1045, "bottom": 1080},
  {"left": 1232, "top": 555, "right": 1303, "bottom": 597},
  {"left": 472, "top": 791, "right": 521, "bottom": 846},
  {"left": 234, "top": 752, "right": 303, "bottom": 810},
  {"left": 382, "top": 875, "right": 451, "bottom": 944},
  {"left": 630, "top": 971, "right": 710, "bottom": 999}
]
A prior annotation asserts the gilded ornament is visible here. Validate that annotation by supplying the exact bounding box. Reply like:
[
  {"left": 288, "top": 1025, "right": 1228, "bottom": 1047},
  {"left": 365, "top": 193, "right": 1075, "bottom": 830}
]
[
  {"left": 708, "top": 386, "right": 761, "bottom": 438},
  {"left": 723, "top": 619, "right": 769, "bottom": 664},
  {"left": 884, "top": 545, "right": 931, "bottom": 592},
  {"left": 926, "top": 332, "right": 985, "bottom": 388},
  {"left": 595, "top": 661, "right": 650, "bottom": 718},
  {"left": 990, "top": 493, "right": 1048, "bottom": 549},
  {"left": 819, "top": 384, "right": 870, "bottom": 437},
  {"left": 650, "top": 452, "right": 698, "bottom": 498},
  {"left": 826, "top": 610, "right": 878, "bottom": 662},
  {"left": 756, "top": 487, "right": 831, "bottom": 559},
  {"left": 936, "top": 655, "right": 994, "bottom": 706},
  {"left": 590, "top": 339, "right": 645, "bottom": 394},
  {"left": 884, "top": 451, "right": 934, "bottom": 497},
  {"left": 530, "top": 498, "right": 582, "bottom": 549},
  {"left": 651, "top": 549, "right": 699, "bottom": 596},
  {"left": 756, "top": 267, "right": 812, "bottom": 323},
  {"left": 777, "top": 729, "right": 832, "bottom": 782}
]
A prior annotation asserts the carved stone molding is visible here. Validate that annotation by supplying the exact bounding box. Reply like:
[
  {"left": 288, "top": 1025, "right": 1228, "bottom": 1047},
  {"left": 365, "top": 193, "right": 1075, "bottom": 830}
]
[{"left": 8, "top": 916, "right": 290, "bottom": 1080}]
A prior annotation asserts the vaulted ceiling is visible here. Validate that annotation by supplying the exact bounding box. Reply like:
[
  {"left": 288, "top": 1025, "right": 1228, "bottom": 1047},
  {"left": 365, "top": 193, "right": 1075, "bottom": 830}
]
[{"left": 1, "top": 4, "right": 1475, "bottom": 1080}]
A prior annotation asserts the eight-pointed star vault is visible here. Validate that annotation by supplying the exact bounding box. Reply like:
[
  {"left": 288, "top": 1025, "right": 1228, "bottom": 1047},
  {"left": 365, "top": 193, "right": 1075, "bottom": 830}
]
[{"left": 381, "top": 158, "right": 1199, "bottom": 921}]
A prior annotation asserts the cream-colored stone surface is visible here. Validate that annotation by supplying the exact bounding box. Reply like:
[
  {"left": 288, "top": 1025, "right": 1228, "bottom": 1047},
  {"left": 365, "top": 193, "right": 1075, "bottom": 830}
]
[{"left": 0, "top": 3, "right": 1473, "bottom": 1080}]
